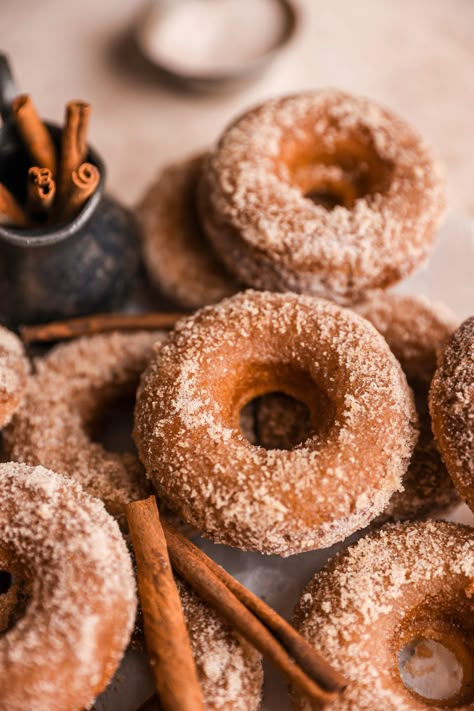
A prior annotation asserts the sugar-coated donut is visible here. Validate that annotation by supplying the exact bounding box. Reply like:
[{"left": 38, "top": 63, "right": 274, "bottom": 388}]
[
  {"left": 0, "top": 326, "right": 29, "bottom": 429},
  {"left": 355, "top": 292, "right": 459, "bottom": 521},
  {"left": 199, "top": 90, "right": 446, "bottom": 303},
  {"left": 134, "top": 290, "right": 417, "bottom": 555},
  {"left": 430, "top": 317, "right": 474, "bottom": 511},
  {"left": 292, "top": 521, "right": 474, "bottom": 710},
  {"left": 0, "top": 462, "right": 136, "bottom": 711},
  {"left": 4, "top": 331, "right": 166, "bottom": 519},
  {"left": 137, "top": 154, "right": 239, "bottom": 309}
]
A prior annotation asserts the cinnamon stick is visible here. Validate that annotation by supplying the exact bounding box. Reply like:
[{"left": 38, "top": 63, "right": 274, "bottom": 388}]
[
  {"left": 20, "top": 312, "right": 185, "bottom": 344},
  {"left": 162, "top": 520, "right": 343, "bottom": 706},
  {"left": 12, "top": 94, "right": 57, "bottom": 174},
  {"left": 0, "top": 183, "right": 28, "bottom": 227},
  {"left": 58, "top": 100, "right": 91, "bottom": 199},
  {"left": 59, "top": 162, "right": 99, "bottom": 221},
  {"left": 163, "top": 519, "right": 346, "bottom": 694},
  {"left": 27, "top": 167, "right": 56, "bottom": 217},
  {"left": 126, "top": 497, "right": 205, "bottom": 711}
]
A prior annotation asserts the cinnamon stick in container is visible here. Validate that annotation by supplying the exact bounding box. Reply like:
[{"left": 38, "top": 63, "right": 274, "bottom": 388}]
[
  {"left": 59, "top": 162, "right": 99, "bottom": 221},
  {"left": 0, "top": 183, "right": 28, "bottom": 227},
  {"left": 27, "top": 167, "right": 56, "bottom": 218},
  {"left": 126, "top": 497, "right": 205, "bottom": 711},
  {"left": 58, "top": 100, "right": 91, "bottom": 199},
  {"left": 12, "top": 94, "right": 57, "bottom": 174}
]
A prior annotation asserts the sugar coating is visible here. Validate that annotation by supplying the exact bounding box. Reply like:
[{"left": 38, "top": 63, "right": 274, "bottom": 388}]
[
  {"left": 137, "top": 153, "right": 239, "bottom": 309},
  {"left": 4, "top": 331, "right": 166, "bottom": 518},
  {"left": 430, "top": 317, "right": 474, "bottom": 510},
  {"left": 0, "top": 462, "right": 136, "bottom": 711},
  {"left": 291, "top": 521, "right": 474, "bottom": 710},
  {"left": 355, "top": 292, "right": 459, "bottom": 521},
  {"left": 134, "top": 290, "right": 417, "bottom": 555},
  {"left": 199, "top": 90, "right": 446, "bottom": 303},
  {"left": 0, "top": 326, "right": 29, "bottom": 429},
  {"left": 177, "top": 578, "right": 263, "bottom": 710}
]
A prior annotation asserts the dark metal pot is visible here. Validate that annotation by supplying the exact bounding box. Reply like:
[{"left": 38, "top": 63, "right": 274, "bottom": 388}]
[{"left": 0, "top": 54, "right": 140, "bottom": 327}]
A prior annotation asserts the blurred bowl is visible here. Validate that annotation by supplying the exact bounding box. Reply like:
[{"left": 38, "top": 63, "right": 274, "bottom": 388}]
[{"left": 134, "top": 0, "right": 299, "bottom": 93}]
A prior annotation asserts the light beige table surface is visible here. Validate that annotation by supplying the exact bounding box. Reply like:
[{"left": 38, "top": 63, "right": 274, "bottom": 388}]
[{"left": 1, "top": 0, "right": 473, "bottom": 215}]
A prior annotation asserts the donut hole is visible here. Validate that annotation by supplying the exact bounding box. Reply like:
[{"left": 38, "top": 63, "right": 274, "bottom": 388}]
[
  {"left": 88, "top": 392, "right": 137, "bottom": 454},
  {"left": 399, "top": 636, "right": 473, "bottom": 706},
  {"left": 240, "top": 392, "right": 312, "bottom": 450},
  {"left": 0, "top": 570, "right": 12, "bottom": 594},
  {"left": 232, "top": 363, "right": 335, "bottom": 448},
  {"left": 282, "top": 134, "right": 394, "bottom": 210},
  {"left": 0, "top": 563, "right": 30, "bottom": 636}
]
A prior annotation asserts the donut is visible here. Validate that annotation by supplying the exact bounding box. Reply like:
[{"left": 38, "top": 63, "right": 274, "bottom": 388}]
[
  {"left": 291, "top": 520, "right": 474, "bottom": 710},
  {"left": 0, "top": 326, "right": 29, "bottom": 429},
  {"left": 4, "top": 330, "right": 166, "bottom": 519},
  {"left": 355, "top": 292, "right": 459, "bottom": 521},
  {"left": 0, "top": 462, "right": 136, "bottom": 711},
  {"left": 429, "top": 317, "right": 474, "bottom": 511},
  {"left": 134, "top": 290, "right": 417, "bottom": 555},
  {"left": 137, "top": 154, "right": 239, "bottom": 309},
  {"left": 198, "top": 90, "right": 446, "bottom": 303}
]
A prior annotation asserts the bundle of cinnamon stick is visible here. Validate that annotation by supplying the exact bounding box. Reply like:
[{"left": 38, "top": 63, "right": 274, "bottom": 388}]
[
  {"left": 127, "top": 497, "right": 346, "bottom": 711},
  {"left": 0, "top": 94, "right": 100, "bottom": 228}
]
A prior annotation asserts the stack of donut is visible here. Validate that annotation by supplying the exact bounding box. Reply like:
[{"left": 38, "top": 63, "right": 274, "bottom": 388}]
[{"left": 0, "top": 88, "right": 472, "bottom": 710}]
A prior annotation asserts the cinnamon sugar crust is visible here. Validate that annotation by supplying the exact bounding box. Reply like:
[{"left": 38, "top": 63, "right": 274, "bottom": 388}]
[
  {"left": 0, "top": 326, "right": 29, "bottom": 429},
  {"left": 134, "top": 290, "right": 417, "bottom": 555},
  {"left": 355, "top": 292, "right": 459, "bottom": 521},
  {"left": 429, "top": 317, "right": 474, "bottom": 511},
  {"left": 292, "top": 521, "right": 474, "bottom": 710},
  {"left": 4, "top": 331, "right": 166, "bottom": 519},
  {"left": 0, "top": 462, "right": 136, "bottom": 711},
  {"left": 199, "top": 90, "right": 446, "bottom": 303},
  {"left": 177, "top": 578, "right": 263, "bottom": 710},
  {"left": 137, "top": 154, "right": 240, "bottom": 309}
]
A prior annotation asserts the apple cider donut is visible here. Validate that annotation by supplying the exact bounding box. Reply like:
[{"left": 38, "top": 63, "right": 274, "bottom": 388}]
[
  {"left": 199, "top": 90, "right": 446, "bottom": 303},
  {"left": 292, "top": 521, "right": 474, "bottom": 710},
  {"left": 4, "top": 330, "right": 166, "bottom": 519},
  {"left": 0, "top": 326, "right": 29, "bottom": 429},
  {"left": 355, "top": 292, "right": 459, "bottom": 521},
  {"left": 0, "top": 462, "right": 136, "bottom": 711},
  {"left": 430, "top": 317, "right": 474, "bottom": 511},
  {"left": 134, "top": 290, "right": 417, "bottom": 555},
  {"left": 137, "top": 154, "right": 239, "bottom": 310}
]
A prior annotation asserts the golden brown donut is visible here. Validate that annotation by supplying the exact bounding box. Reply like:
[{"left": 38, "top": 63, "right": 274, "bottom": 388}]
[
  {"left": 355, "top": 292, "right": 460, "bottom": 520},
  {"left": 0, "top": 462, "right": 136, "bottom": 711},
  {"left": 199, "top": 90, "right": 446, "bottom": 303},
  {"left": 429, "top": 317, "right": 474, "bottom": 511},
  {"left": 134, "top": 290, "right": 417, "bottom": 555},
  {"left": 4, "top": 330, "right": 166, "bottom": 519},
  {"left": 137, "top": 154, "right": 239, "bottom": 309},
  {"left": 292, "top": 521, "right": 474, "bottom": 710},
  {"left": 0, "top": 326, "right": 29, "bottom": 429}
]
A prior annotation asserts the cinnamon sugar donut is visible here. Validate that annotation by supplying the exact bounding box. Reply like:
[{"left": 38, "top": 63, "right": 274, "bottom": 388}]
[
  {"left": 430, "top": 317, "right": 474, "bottom": 511},
  {"left": 292, "top": 521, "right": 474, "bottom": 710},
  {"left": 137, "top": 154, "right": 239, "bottom": 309},
  {"left": 4, "top": 330, "right": 166, "bottom": 519},
  {"left": 134, "top": 290, "right": 417, "bottom": 555},
  {"left": 0, "top": 462, "right": 136, "bottom": 711},
  {"left": 0, "top": 326, "right": 29, "bottom": 429},
  {"left": 355, "top": 292, "right": 459, "bottom": 521},
  {"left": 199, "top": 90, "right": 446, "bottom": 303}
]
